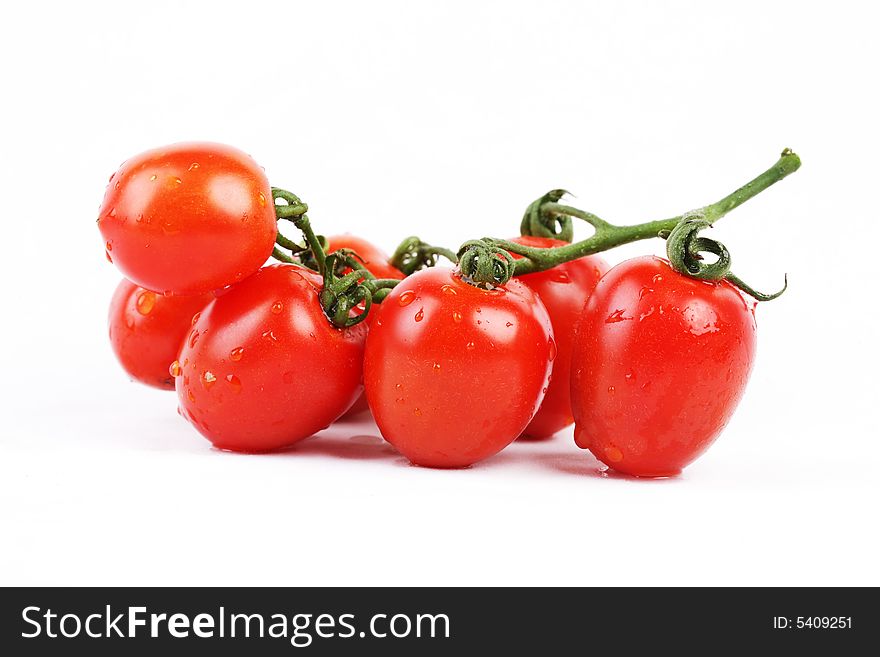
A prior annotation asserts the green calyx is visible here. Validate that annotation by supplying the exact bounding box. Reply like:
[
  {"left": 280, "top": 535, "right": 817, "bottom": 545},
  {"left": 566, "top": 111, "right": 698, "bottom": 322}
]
[
  {"left": 456, "top": 239, "right": 516, "bottom": 287},
  {"left": 664, "top": 212, "right": 787, "bottom": 301},
  {"left": 520, "top": 189, "right": 574, "bottom": 242},
  {"left": 272, "top": 188, "right": 402, "bottom": 328}
]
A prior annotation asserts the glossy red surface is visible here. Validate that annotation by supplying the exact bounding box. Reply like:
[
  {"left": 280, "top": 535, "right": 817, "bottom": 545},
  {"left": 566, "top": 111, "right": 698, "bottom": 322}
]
[
  {"left": 364, "top": 267, "right": 553, "bottom": 468},
  {"left": 98, "top": 142, "right": 277, "bottom": 296},
  {"left": 174, "top": 264, "right": 367, "bottom": 452},
  {"left": 570, "top": 256, "right": 757, "bottom": 477},
  {"left": 108, "top": 279, "right": 212, "bottom": 389},
  {"left": 511, "top": 236, "right": 608, "bottom": 439}
]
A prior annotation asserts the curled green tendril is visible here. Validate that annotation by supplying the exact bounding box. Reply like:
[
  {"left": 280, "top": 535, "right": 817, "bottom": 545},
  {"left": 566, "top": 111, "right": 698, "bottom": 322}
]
[
  {"left": 665, "top": 212, "right": 787, "bottom": 302},
  {"left": 520, "top": 189, "right": 574, "bottom": 242},
  {"left": 457, "top": 239, "right": 516, "bottom": 286},
  {"left": 390, "top": 236, "right": 458, "bottom": 275},
  {"left": 727, "top": 273, "right": 788, "bottom": 302}
]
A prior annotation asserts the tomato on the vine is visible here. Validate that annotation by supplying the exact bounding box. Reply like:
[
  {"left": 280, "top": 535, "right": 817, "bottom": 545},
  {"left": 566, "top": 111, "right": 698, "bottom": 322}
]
[
  {"left": 570, "top": 256, "right": 757, "bottom": 477},
  {"left": 321, "top": 234, "right": 404, "bottom": 418},
  {"left": 364, "top": 267, "right": 554, "bottom": 468},
  {"left": 174, "top": 264, "right": 367, "bottom": 452},
  {"left": 324, "top": 234, "right": 405, "bottom": 282},
  {"left": 108, "top": 280, "right": 213, "bottom": 389},
  {"left": 510, "top": 236, "right": 608, "bottom": 439},
  {"left": 98, "top": 142, "right": 277, "bottom": 296}
]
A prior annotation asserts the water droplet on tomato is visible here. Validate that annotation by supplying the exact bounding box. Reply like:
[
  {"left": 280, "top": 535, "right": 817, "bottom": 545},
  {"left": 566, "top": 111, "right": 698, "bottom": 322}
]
[
  {"left": 169, "top": 360, "right": 182, "bottom": 377},
  {"left": 258, "top": 192, "right": 267, "bottom": 207},
  {"left": 452, "top": 311, "right": 462, "bottom": 323},
  {"left": 638, "top": 286, "right": 653, "bottom": 300},
  {"left": 414, "top": 408, "right": 422, "bottom": 417},
  {"left": 548, "top": 337, "right": 557, "bottom": 361},
  {"left": 414, "top": 308, "right": 424, "bottom": 322},
  {"left": 574, "top": 426, "right": 591, "bottom": 449},
  {"left": 105, "top": 250, "right": 113, "bottom": 263},
  {"left": 553, "top": 271, "right": 571, "bottom": 284},
  {"left": 135, "top": 291, "right": 156, "bottom": 315},
  {"left": 202, "top": 371, "right": 217, "bottom": 390},
  {"left": 188, "top": 162, "right": 200, "bottom": 171},
  {"left": 149, "top": 174, "right": 158, "bottom": 181},
  {"left": 398, "top": 290, "right": 415, "bottom": 306},
  {"left": 186, "top": 388, "right": 196, "bottom": 403},
  {"left": 262, "top": 329, "right": 278, "bottom": 343},
  {"left": 230, "top": 347, "right": 244, "bottom": 361},
  {"left": 652, "top": 273, "right": 663, "bottom": 283},
  {"left": 625, "top": 371, "right": 634, "bottom": 382},
  {"left": 607, "top": 386, "right": 615, "bottom": 394},
  {"left": 604, "top": 445, "right": 623, "bottom": 463},
  {"left": 466, "top": 341, "right": 475, "bottom": 350},
  {"left": 108, "top": 208, "right": 117, "bottom": 218},
  {"left": 225, "top": 374, "right": 241, "bottom": 392},
  {"left": 189, "top": 330, "right": 199, "bottom": 348},
  {"left": 105, "top": 241, "right": 113, "bottom": 251},
  {"left": 606, "top": 309, "right": 628, "bottom": 323},
  {"left": 173, "top": 177, "right": 182, "bottom": 185},
  {"left": 441, "top": 284, "right": 457, "bottom": 295},
  {"left": 191, "top": 312, "right": 201, "bottom": 326},
  {"left": 271, "top": 301, "right": 284, "bottom": 314},
  {"left": 506, "top": 321, "right": 513, "bottom": 327},
  {"left": 432, "top": 362, "right": 441, "bottom": 372}
]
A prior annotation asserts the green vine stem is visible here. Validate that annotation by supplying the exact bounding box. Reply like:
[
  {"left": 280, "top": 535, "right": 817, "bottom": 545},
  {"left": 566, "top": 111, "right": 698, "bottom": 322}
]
[
  {"left": 273, "top": 188, "right": 401, "bottom": 327},
  {"left": 463, "top": 148, "right": 800, "bottom": 300},
  {"left": 275, "top": 148, "right": 800, "bottom": 326}
]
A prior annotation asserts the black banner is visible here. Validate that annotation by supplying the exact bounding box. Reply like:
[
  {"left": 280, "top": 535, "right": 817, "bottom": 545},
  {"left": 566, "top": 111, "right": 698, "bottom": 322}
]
[{"left": 0, "top": 587, "right": 872, "bottom": 654}]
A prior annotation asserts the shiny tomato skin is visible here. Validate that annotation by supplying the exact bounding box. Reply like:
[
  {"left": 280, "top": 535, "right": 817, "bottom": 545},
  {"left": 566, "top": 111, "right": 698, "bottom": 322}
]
[
  {"left": 364, "top": 267, "right": 554, "bottom": 468},
  {"left": 108, "top": 280, "right": 213, "bottom": 389},
  {"left": 511, "top": 236, "right": 608, "bottom": 439},
  {"left": 570, "top": 256, "right": 757, "bottom": 477},
  {"left": 175, "top": 264, "right": 367, "bottom": 452},
  {"left": 98, "top": 142, "right": 277, "bottom": 296},
  {"left": 325, "top": 234, "right": 405, "bottom": 281}
]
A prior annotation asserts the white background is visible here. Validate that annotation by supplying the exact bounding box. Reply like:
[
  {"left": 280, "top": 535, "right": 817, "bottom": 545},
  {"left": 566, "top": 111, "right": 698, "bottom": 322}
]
[{"left": 1, "top": 1, "right": 878, "bottom": 586}]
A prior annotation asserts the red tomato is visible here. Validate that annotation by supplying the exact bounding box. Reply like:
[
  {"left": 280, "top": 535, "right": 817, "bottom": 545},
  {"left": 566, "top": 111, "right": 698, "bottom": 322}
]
[
  {"left": 324, "top": 234, "right": 405, "bottom": 281},
  {"left": 570, "top": 256, "right": 757, "bottom": 477},
  {"left": 108, "top": 280, "right": 213, "bottom": 390},
  {"left": 98, "top": 142, "right": 277, "bottom": 296},
  {"left": 510, "top": 236, "right": 608, "bottom": 439},
  {"left": 364, "top": 267, "right": 554, "bottom": 468},
  {"left": 325, "top": 235, "right": 404, "bottom": 419},
  {"left": 174, "top": 264, "right": 367, "bottom": 452}
]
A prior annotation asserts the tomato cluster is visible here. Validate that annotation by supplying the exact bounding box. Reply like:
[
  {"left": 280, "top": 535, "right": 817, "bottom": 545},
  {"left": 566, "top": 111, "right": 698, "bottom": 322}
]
[{"left": 99, "top": 142, "right": 780, "bottom": 478}]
